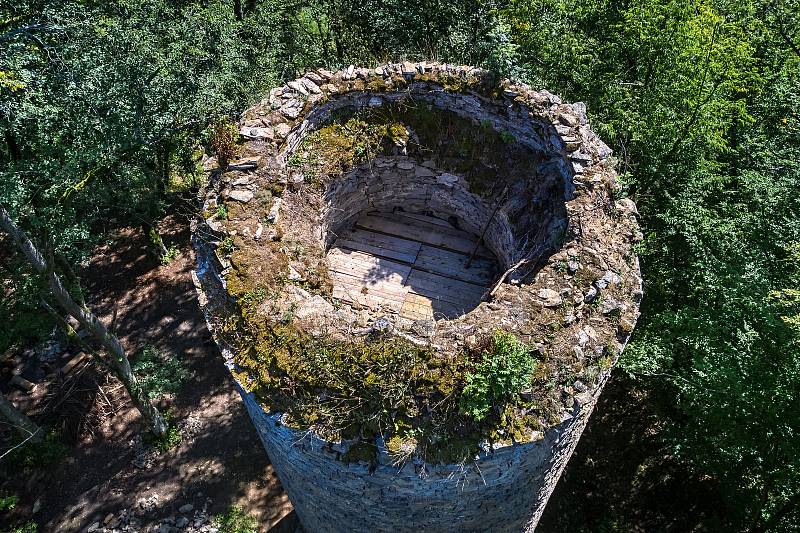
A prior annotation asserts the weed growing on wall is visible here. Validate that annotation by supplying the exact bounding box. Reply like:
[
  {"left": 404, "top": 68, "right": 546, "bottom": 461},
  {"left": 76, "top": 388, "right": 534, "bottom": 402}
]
[
  {"left": 209, "top": 118, "right": 240, "bottom": 168},
  {"left": 460, "top": 332, "right": 538, "bottom": 421}
]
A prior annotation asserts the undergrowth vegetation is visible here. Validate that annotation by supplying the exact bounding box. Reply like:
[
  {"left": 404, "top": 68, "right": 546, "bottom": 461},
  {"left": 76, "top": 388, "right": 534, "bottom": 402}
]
[
  {"left": 212, "top": 506, "right": 258, "bottom": 533},
  {"left": 132, "top": 345, "right": 189, "bottom": 400},
  {"left": 3, "top": 431, "right": 67, "bottom": 470},
  {"left": 230, "top": 312, "right": 560, "bottom": 463},
  {"left": 460, "top": 332, "right": 538, "bottom": 421}
]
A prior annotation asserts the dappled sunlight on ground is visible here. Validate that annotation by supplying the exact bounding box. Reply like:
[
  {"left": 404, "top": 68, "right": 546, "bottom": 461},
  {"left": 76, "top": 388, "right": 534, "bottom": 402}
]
[{"left": 1, "top": 215, "right": 294, "bottom": 532}]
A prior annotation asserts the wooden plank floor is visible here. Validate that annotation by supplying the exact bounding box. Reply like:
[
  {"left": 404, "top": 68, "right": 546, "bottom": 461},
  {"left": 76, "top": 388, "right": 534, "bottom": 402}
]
[{"left": 327, "top": 211, "right": 498, "bottom": 320}]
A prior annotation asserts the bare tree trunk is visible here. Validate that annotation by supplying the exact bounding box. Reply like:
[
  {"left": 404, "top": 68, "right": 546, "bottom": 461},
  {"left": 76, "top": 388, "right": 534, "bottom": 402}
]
[
  {"left": 4, "top": 128, "right": 21, "bottom": 162},
  {"left": 144, "top": 222, "right": 169, "bottom": 260},
  {"left": 0, "top": 204, "right": 167, "bottom": 437},
  {"left": 0, "top": 393, "right": 42, "bottom": 443}
]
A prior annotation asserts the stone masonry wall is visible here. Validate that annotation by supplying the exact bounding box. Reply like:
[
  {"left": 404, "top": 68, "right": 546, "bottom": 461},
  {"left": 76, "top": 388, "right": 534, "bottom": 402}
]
[
  {"left": 322, "top": 156, "right": 562, "bottom": 267},
  {"left": 193, "top": 62, "right": 643, "bottom": 532},
  {"left": 235, "top": 374, "right": 609, "bottom": 533}
]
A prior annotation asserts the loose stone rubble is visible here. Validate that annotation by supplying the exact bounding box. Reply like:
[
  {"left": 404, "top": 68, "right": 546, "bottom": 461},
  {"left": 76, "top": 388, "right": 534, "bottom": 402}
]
[{"left": 83, "top": 496, "right": 218, "bottom": 533}]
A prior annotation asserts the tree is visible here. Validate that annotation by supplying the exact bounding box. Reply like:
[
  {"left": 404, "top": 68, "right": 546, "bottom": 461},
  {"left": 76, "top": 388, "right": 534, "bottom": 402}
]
[
  {"left": 501, "top": 0, "right": 800, "bottom": 529},
  {"left": 1, "top": 0, "right": 283, "bottom": 263},
  {"left": 0, "top": 204, "right": 167, "bottom": 437}
]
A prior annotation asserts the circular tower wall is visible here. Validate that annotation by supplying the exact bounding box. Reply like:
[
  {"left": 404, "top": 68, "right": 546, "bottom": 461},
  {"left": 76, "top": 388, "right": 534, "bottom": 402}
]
[{"left": 192, "top": 63, "right": 643, "bottom": 532}]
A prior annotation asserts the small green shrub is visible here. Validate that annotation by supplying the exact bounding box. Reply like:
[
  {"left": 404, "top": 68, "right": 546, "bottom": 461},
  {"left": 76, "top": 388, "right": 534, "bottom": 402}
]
[
  {"left": 459, "top": 331, "right": 537, "bottom": 421},
  {"left": 145, "top": 424, "right": 182, "bottom": 452},
  {"left": 287, "top": 152, "right": 304, "bottom": 167},
  {"left": 214, "top": 204, "right": 228, "bottom": 220},
  {"left": 132, "top": 345, "right": 189, "bottom": 399},
  {"left": 221, "top": 237, "right": 235, "bottom": 255},
  {"left": 239, "top": 288, "right": 267, "bottom": 308},
  {"left": 8, "top": 521, "right": 37, "bottom": 533},
  {"left": 0, "top": 494, "right": 36, "bottom": 533},
  {"left": 4, "top": 431, "right": 68, "bottom": 469},
  {"left": 213, "top": 506, "right": 258, "bottom": 533},
  {"left": 0, "top": 493, "right": 18, "bottom": 511},
  {"left": 160, "top": 245, "right": 180, "bottom": 265},
  {"left": 499, "top": 130, "right": 515, "bottom": 144},
  {"left": 209, "top": 118, "right": 239, "bottom": 168}
]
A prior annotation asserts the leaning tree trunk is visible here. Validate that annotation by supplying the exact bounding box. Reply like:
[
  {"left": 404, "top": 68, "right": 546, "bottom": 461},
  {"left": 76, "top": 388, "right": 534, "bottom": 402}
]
[
  {"left": 0, "top": 393, "right": 42, "bottom": 443},
  {"left": 144, "top": 222, "right": 169, "bottom": 260},
  {"left": 0, "top": 204, "right": 167, "bottom": 437}
]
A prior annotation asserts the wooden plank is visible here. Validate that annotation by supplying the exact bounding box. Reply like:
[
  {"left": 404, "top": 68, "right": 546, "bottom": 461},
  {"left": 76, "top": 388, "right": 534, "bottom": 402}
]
[
  {"left": 406, "top": 269, "right": 486, "bottom": 305},
  {"left": 332, "top": 285, "right": 404, "bottom": 312},
  {"left": 385, "top": 211, "right": 453, "bottom": 228},
  {"left": 400, "top": 292, "right": 474, "bottom": 320},
  {"left": 10, "top": 375, "right": 37, "bottom": 392},
  {"left": 335, "top": 228, "right": 421, "bottom": 264},
  {"left": 342, "top": 227, "right": 423, "bottom": 255},
  {"left": 333, "top": 287, "right": 396, "bottom": 312},
  {"left": 61, "top": 351, "right": 90, "bottom": 375},
  {"left": 400, "top": 293, "right": 435, "bottom": 320},
  {"left": 367, "top": 212, "right": 473, "bottom": 241},
  {"left": 332, "top": 284, "right": 405, "bottom": 304},
  {"left": 329, "top": 271, "right": 409, "bottom": 300},
  {"left": 357, "top": 213, "right": 495, "bottom": 259},
  {"left": 335, "top": 238, "right": 416, "bottom": 264},
  {"left": 356, "top": 215, "right": 477, "bottom": 255},
  {"left": 390, "top": 213, "right": 494, "bottom": 258},
  {"left": 327, "top": 248, "right": 412, "bottom": 285},
  {"left": 414, "top": 245, "right": 497, "bottom": 286}
]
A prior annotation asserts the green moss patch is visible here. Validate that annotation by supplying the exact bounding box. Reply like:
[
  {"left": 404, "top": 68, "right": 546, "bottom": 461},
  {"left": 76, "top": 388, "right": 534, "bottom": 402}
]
[
  {"left": 229, "top": 310, "right": 566, "bottom": 462},
  {"left": 291, "top": 102, "right": 541, "bottom": 198}
]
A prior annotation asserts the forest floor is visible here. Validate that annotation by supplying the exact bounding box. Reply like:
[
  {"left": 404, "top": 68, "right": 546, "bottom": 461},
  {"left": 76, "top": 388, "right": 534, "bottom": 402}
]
[{"left": 1, "top": 214, "right": 727, "bottom": 532}]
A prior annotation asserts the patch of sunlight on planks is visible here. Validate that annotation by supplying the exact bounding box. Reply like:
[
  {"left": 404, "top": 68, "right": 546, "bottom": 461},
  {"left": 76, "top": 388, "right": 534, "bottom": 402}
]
[{"left": 327, "top": 211, "right": 498, "bottom": 320}]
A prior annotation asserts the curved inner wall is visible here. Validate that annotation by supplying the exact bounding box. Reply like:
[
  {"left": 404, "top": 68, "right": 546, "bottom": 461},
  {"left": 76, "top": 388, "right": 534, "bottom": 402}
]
[
  {"left": 322, "top": 159, "right": 503, "bottom": 318},
  {"left": 283, "top": 98, "right": 570, "bottom": 319}
]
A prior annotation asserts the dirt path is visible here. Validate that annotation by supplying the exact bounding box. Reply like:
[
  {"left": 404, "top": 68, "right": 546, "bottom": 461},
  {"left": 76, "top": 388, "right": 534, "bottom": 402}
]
[{"left": 2, "top": 216, "right": 294, "bottom": 532}]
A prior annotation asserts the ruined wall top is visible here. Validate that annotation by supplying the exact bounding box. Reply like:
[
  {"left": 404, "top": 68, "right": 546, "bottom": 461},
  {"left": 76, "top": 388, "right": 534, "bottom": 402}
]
[{"left": 196, "top": 62, "right": 643, "bottom": 461}]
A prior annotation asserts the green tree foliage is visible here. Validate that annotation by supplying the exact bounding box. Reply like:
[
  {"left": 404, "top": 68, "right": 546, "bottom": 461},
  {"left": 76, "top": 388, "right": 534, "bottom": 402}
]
[
  {"left": 1, "top": 0, "right": 282, "bottom": 259},
  {"left": 501, "top": 0, "right": 800, "bottom": 528},
  {"left": 271, "top": 0, "right": 508, "bottom": 72}
]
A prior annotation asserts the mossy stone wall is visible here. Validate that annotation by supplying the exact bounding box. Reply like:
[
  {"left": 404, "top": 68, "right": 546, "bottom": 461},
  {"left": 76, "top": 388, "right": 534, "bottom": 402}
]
[
  {"left": 192, "top": 62, "right": 643, "bottom": 532},
  {"left": 237, "top": 376, "right": 604, "bottom": 532}
]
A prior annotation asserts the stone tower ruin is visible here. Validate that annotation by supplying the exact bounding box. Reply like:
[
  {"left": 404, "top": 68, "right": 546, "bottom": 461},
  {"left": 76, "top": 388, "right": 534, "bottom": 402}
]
[{"left": 192, "top": 63, "right": 642, "bottom": 532}]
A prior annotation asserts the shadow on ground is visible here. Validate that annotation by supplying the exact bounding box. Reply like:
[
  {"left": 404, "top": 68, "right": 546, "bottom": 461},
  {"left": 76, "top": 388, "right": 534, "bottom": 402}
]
[
  {"left": 538, "top": 372, "right": 728, "bottom": 532},
  {"left": 1, "top": 215, "right": 291, "bottom": 532}
]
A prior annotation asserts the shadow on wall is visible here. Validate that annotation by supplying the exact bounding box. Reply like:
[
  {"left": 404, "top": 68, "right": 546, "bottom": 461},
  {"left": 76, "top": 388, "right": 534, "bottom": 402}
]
[{"left": 302, "top": 100, "right": 573, "bottom": 291}]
